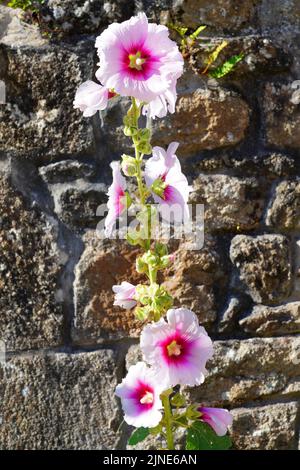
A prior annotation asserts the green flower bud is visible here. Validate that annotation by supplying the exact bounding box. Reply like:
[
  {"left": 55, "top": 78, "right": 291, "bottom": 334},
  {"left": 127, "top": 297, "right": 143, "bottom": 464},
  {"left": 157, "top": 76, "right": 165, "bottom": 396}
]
[
  {"left": 136, "top": 256, "right": 148, "bottom": 274},
  {"left": 136, "top": 141, "right": 152, "bottom": 155},
  {"left": 135, "top": 305, "right": 151, "bottom": 321},
  {"left": 123, "top": 126, "right": 138, "bottom": 137},
  {"left": 155, "top": 242, "right": 168, "bottom": 257},
  {"left": 121, "top": 155, "right": 137, "bottom": 177},
  {"left": 137, "top": 128, "right": 151, "bottom": 141},
  {"left": 170, "top": 393, "right": 186, "bottom": 408}
]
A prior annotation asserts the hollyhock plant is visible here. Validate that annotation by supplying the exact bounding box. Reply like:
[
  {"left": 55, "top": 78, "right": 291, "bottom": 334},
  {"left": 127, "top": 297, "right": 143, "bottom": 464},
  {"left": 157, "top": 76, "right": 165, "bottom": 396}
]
[
  {"left": 112, "top": 281, "right": 137, "bottom": 309},
  {"left": 105, "top": 161, "right": 129, "bottom": 236},
  {"left": 75, "top": 12, "right": 234, "bottom": 451},
  {"left": 140, "top": 308, "right": 213, "bottom": 387},
  {"left": 73, "top": 80, "right": 113, "bottom": 117},
  {"left": 95, "top": 13, "right": 184, "bottom": 104},
  {"left": 198, "top": 407, "right": 233, "bottom": 436},
  {"left": 145, "top": 142, "right": 191, "bottom": 222},
  {"left": 115, "top": 362, "right": 165, "bottom": 428}
]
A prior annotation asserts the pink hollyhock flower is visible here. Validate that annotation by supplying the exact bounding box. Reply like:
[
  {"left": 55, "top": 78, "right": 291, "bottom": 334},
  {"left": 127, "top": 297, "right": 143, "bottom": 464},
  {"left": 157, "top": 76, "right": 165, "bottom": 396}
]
[
  {"left": 198, "top": 407, "right": 233, "bottom": 436},
  {"left": 112, "top": 281, "right": 137, "bottom": 309},
  {"left": 95, "top": 13, "right": 183, "bottom": 104},
  {"left": 142, "top": 79, "right": 177, "bottom": 119},
  {"left": 115, "top": 362, "right": 165, "bottom": 428},
  {"left": 73, "top": 80, "right": 114, "bottom": 117},
  {"left": 145, "top": 142, "right": 191, "bottom": 222},
  {"left": 105, "top": 161, "right": 127, "bottom": 236},
  {"left": 140, "top": 308, "right": 213, "bottom": 387}
]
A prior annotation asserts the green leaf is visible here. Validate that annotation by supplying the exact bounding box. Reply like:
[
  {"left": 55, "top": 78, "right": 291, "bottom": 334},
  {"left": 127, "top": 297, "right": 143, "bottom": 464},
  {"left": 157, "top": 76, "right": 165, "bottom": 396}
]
[
  {"left": 209, "top": 53, "right": 244, "bottom": 78},
  {"left": 189, "top": 25, "right": 207, "bottom": 40},
  {"left": 128, "top": 427, "right": 149, "bottom": 446},
  {"left": 186, "top": 421, "right": 232, "bottom": 450},
  {"left": 168, "top": 23, "right": 188, "bottom": 38}
]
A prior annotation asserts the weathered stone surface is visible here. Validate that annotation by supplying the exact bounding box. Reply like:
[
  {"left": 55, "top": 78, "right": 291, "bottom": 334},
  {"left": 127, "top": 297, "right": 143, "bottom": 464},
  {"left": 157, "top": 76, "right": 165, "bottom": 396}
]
[
  {"left": 231, "top": 402, "right": 299, "bottom": 450},
  {"left": 264, "top": 82, "right": 300, "bottom": 150},
  {"left": 57, "top": 184, "right": 107, "bottom": 232},
  {"left": 0, "top": 13, "right": 94, "bottom": 160},
  {"left": 0, "top": 350, "right": 120, "bottom": 449},
  {"left": 39, "top": 160, "right": 96, "bottom": 185},
  {"left": 217, "top": 296, "right": 245, "bottom": 334},
  {"left": 181, "top": 0, "right": 259, "bottom": 32},
  {"left": 259, "top": 0, "right": 300, "bottom": 30},
  {"left": 163, "top": 237, "right": 226, "bottom": 327},
  {"left": 191, "top": 174, "right": 265, "bottom": 232},
  {"left": 72, "top": 234, "right": 144, "bottom": 345},
  {"left": 152, "top": 88, "right": 250, "bottom": 156},
  {"left": 0, "top": 5, "right": 46, "bottom": 47},
  {"left": 266, "top": 179, "right": 300, "bottom": 230},
  {"left": 187, "top": 336, "right": 300, "bottom": 406},
  {"left": 196, "top": 153, "right": 296, "bottom": 179},
  {"left": 240, "top": 302, "right": 300, "bottom": 336},
  {"left": 0, "top": 175, "right": 65, "bottom": 351},
  {"left": 230, "top": 234, "right": 292, "bottom": 304},
  {"left": 41, "top": 0, "right": 133, "bottom": 35}
]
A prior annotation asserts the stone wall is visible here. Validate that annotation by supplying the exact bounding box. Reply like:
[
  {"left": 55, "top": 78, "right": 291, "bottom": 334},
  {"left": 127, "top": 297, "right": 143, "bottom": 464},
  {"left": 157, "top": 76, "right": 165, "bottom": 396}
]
[{"left": 0, "top": 0, "right": 299, "bottom": 450}]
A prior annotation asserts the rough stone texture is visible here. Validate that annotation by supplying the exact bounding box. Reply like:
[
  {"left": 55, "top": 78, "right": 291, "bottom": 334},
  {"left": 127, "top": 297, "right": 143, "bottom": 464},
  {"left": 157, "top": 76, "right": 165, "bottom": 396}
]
[
  {"left": 152, "top": 88, "right": 250, "bottom": 156},
  {"left": 163, "top": 237, "right": 226, "bottom": 328},
  {"left": 41, "top": 0, "right": 134, "bottom": 35},
  {"left": 0, "top": 175, "right": 65, "bottom": 352},
  {"left": 264, "top": 82, "right": 300, "bottom": 150},
  {"left": 0, "top": 350, "right": 120, "bottom": 449},
  {"left": 0, "top": 8, "right": 94, "bottom": 160},
  {"left": 186, "top": 336, "right": 300, "bottom": 406},
  {"left": 266, "top": 179, "right": 300, "bottom": 230},
  {"left": 230, "top": 234, "right": 292, "bottom": 304},
  {"left": 181, "top": 0, "right": 259, "bottom": 32},
  {"left": 39, "top": 160, "right": 96, "bottom": 185},
  {"left": 230, "top": 402, "right": 299, "bottom": 450},
  {"left": 191, "top": 174, "right": 265, "bottom": 232},
  {"left": 217, "top": 296, "right": 245, "bottom": 334},
  {"left": 72, "top": 234, "right": 144, "bottom": 345},
  {"left": 240, "top": 302, "right": 300, "bottom": 336}
]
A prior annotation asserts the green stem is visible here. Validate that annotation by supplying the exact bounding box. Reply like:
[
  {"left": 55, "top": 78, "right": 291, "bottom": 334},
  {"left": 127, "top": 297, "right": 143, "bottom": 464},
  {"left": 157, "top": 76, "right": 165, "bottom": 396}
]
[{"left": 162, "top": 392, "right": 175, "bottom": 450}]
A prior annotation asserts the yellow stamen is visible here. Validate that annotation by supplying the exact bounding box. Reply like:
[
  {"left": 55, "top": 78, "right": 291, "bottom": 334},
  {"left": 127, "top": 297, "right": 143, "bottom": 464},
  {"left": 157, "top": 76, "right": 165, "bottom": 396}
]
[
  {"left": 167, "top": 340, "right": 182, "bottom": 357},
  {"left": 128, "top": 51, "right": 146, "bottom": 70},
  {"left": 140, "top": 391, "right": 154, "bottom": 404}
]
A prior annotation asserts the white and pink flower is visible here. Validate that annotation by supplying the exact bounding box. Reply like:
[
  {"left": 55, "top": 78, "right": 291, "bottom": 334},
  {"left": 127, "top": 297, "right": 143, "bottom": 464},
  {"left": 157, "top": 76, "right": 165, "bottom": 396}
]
[
  {"left": 115, "top": 362, "right": 165, "bottom": 428},
  {"left": 73, "top": 80, "right": 115, "bottom": 117},
  {"left": 198, "top": 407, "right": 233, "bottom": 436},
  {"left": 112, "top": 281, "right": 137, "bottom": 309},
  {"left": 142, "top": 78, "right": 177, "bottom": 119},
  {"left": 95, "top": 13, "right": 183, "bottom": 104},
  {"left": 140, "top": 308, "right": 214, "bottom": 387},
  {"left": 145, "top": 142, "right": 191, "bottom": 222},
  {"left": 105, "top": 161, "right": 127, "bottom": 236}
]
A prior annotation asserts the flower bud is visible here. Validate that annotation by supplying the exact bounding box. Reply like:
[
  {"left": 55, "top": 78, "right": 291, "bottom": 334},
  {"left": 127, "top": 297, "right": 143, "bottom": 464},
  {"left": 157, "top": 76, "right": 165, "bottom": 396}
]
[
  {"left": 136, "top": 256, "right": 148, "bottom": 274},
  {"left": 121, "top": 155, "right": 137, "bottom": 176},
  {"left": 136, "top": 141, "right": 152, "bottom": 155},
  {"left": 155, "top": 242, "right": 168, "bottom": 257}
]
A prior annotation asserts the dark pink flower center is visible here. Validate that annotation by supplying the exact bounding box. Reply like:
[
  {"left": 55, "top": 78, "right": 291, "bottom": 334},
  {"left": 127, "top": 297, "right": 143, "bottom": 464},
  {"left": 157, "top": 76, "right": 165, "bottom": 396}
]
[
  {"left": 122, "top": 44, "right": 160, "bottom": 80},
  {"left": 159, "top": 332, "right": 191, "bottom": 365},
  {"left": 132, "top": 381, "right": 154, "bottom": 410},
  {"left": 116, "top": 187, "right": 125, "bottom": 215}
]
